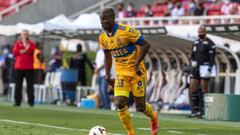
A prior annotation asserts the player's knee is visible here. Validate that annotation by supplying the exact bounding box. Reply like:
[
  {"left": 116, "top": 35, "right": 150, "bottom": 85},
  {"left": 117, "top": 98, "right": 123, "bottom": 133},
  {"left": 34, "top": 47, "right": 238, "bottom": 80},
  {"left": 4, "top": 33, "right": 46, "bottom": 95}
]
[
  {"left": 115, "top": 100, "right": 127, "bottom": 110},
  {"left": 136, "top": 104, "right": 146, "bottom": 112},
  {"left": 190, "top": 84, "right": 196, "bottom": 93}
]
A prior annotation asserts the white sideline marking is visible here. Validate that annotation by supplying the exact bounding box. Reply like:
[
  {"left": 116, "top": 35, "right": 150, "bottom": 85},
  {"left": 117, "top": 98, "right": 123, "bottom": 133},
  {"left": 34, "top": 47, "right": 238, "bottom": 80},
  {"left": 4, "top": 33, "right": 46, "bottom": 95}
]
[
  {"left": 137, "top": 128, "right": 151, "bottom": 131},
  {"left": 0, "top": 119, "right": 124, "bottom": 135},
  {"left": 167, "top": 130, "right": 184, "bottom": 134}
]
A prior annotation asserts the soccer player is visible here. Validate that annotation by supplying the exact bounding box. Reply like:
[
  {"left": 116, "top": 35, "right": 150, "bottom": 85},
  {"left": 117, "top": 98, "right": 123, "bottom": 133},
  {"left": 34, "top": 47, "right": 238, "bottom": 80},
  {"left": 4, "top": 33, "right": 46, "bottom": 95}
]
[
  {"left": 189, "top": 25, "right": 216, "bottom": 118},
  {"left": 99, "top": 8, "right": 159, "bottom": 135}
]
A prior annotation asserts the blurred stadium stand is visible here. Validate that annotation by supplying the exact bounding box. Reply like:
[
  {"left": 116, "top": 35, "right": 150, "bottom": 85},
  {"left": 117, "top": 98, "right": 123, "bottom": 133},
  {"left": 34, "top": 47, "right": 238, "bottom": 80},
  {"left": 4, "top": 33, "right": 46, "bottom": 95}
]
[
  {"left": 0, "top": 0, "right": 35, "bottom": 20},
  {"left": 0, "top": 0, "right": 102, "bottom": 24}
]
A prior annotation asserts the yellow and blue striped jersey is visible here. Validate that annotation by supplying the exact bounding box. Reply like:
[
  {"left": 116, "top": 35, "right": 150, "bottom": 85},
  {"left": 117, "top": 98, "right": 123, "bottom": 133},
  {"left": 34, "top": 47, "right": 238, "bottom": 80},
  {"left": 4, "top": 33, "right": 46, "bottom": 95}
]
[{"left": 99, "top": 23, "right": 146, "bottom": 77}]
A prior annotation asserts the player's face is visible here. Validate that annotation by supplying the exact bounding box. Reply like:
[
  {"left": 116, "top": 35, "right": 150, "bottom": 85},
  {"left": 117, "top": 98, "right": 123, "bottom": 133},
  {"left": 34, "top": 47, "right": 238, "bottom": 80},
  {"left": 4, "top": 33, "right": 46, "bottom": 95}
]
[
  {"left": 198, "top": 27, "right": 206, "bottom": 39},
  {"left": 21, "top": 31, "right": 29, "bottom": 41},
  {"left": 100, "top": 13, "right": 114, "bottom": 32}
]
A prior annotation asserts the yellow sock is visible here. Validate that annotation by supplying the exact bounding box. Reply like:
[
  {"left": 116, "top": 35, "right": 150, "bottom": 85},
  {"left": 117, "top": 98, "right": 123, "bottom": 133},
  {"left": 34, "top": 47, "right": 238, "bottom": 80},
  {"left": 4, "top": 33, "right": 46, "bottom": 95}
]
[
  {"left": 144, "top": 103, "right": 155, "bottom": 121},
  {"left": 118, "top": 106, "right": 135, "bottom": 135}
]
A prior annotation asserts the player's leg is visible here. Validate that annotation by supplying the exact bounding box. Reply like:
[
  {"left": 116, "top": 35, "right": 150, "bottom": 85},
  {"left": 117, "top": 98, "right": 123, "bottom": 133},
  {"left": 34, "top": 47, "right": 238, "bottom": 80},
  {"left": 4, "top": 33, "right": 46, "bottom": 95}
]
[
  {"left": 14, "top": 70, "right": 24, "bottom": 106},
  {"left": 133, "top": 76, "right": 158, "bottom": 135},
  {"left": 99, "top": 76, "right": 110, "bottom": 109},
  {"left": 189, "top": 69, "right": 201, "bottom": 117},
  {"left": 199, "top": 79, "right": 209, "bottom": 117},
  {"left": 25, "top": 69, "right": 34, "bottom": 106},
  {"left": 134, "top": 96, "right": 155, "bottom": 120},
  {"left": 189, "top": 78, "right": 200, "bottom": 117},
  {"left": 115, "top": 76, "right": 135, "bottom": 135}
]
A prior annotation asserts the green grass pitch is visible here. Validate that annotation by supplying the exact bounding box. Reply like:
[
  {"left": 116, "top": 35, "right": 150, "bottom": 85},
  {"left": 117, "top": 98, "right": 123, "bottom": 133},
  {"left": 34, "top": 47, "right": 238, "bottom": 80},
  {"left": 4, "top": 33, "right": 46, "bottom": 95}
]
[{"left": 0, "top": 103, "right": 239, "bottom": 135}]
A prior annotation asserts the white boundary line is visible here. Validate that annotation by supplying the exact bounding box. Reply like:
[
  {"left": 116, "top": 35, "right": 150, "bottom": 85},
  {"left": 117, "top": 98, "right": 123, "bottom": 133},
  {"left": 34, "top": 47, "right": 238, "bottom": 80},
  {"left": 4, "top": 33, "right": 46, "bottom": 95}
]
[
  {"left": 138, "top": 127, "right": 200, "bottom": 130},
  {"left": 0, "top": 119, "right": 125, "bottom": 135},
  {"left": 167, "top": 130, "right": 184, "bottom": 134},
  {"left": 137, "top": 127, "right": 208, "bottom": 135}
]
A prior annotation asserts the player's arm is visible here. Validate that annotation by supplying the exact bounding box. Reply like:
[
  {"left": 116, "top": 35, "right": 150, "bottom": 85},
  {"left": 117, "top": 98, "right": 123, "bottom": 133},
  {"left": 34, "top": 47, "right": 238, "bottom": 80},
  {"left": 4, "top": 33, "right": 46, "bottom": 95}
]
[
  {"left": 208, "top": 40, "right": 216, "bottom": 71},
  {"left": 104, "top": 50, "right": 114, "bottom": 86},
  {"left": 135, "top": 39, "right": 151, "bottom": 75},
  {"left": 13, "top": 42, "right": 20, "bottom": 56},
  {"left": 190, "top": 43, "right": 198, "bottom": 68},
  {"left": 127, "top": 26, "right": 151, "bottom": 75},
  {"left": 99, "top": 34, "right": 114, "bottom": 86}
]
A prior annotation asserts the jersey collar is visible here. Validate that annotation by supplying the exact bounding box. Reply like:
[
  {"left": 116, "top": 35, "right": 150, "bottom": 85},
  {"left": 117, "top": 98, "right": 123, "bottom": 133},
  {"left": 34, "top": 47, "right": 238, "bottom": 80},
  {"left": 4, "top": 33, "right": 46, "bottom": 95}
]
[{"left": 106, "top": 23, "right": 118, "bottom": 37}]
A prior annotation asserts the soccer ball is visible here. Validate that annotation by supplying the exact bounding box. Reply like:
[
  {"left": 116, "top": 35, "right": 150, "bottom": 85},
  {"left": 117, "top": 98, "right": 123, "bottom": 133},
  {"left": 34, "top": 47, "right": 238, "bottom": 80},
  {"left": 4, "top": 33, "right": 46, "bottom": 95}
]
[{"left": 89, "top": 126, "right": 108, "bottom": 135}]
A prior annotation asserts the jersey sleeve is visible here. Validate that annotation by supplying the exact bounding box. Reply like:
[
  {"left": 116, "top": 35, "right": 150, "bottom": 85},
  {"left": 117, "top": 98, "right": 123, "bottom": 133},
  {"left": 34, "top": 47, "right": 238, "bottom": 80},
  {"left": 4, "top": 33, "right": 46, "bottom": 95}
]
[
  {"left": 99, "top": 34, "right": 107, "bottom": 50},
  {"left": 126, "top": 26, "right": 144, "bottom": 45}
]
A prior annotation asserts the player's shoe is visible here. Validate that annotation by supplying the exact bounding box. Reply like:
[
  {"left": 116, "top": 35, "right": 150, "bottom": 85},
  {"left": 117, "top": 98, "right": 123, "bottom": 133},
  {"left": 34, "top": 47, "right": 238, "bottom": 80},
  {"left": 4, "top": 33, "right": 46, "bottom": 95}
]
[
  {"left": 150, "top": 112, "right": 159, "bottom": 135},
  {"left": 187, "top": 112, "right": 201, "bottom": 118}
]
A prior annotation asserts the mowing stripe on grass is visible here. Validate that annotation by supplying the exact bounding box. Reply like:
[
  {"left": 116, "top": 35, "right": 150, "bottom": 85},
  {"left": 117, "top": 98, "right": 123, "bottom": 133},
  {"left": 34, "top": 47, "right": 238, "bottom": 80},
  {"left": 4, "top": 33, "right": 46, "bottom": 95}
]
[
  {"left": 0, "top": 119, "right": 125, "bottom": 135},
  {"left": 167, "top": 130, "right": 184, "bottom": 134}
]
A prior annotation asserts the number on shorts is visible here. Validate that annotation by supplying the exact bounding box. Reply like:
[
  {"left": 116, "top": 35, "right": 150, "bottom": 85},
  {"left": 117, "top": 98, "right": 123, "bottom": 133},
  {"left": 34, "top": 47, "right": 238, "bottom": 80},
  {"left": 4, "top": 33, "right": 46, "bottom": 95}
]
[{"left": 117, "top": 79, "right": 124, "bottom": 87}]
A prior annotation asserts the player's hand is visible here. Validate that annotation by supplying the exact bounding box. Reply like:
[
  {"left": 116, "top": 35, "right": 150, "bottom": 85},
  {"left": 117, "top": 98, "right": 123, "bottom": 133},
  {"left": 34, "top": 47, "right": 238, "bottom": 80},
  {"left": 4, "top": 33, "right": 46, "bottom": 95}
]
[
  {"left": 20, "top": 49, "right": 27, "bottom": 54},
  {"left": 106, "top": 77, "right": 115, "bottom": 88},
  {"left": 191, "top": 61, "right": 198, "bottom": 68},
  {"left": 94, "top": 68, "right": 100, "bottom": 75},
  {"left": 134, "top": 63, "right": 142, "bottom": 76}
]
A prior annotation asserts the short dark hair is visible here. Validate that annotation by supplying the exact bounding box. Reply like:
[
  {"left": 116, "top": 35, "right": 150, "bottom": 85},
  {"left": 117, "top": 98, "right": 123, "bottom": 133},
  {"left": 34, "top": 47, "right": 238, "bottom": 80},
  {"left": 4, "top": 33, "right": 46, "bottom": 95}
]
[
  {"left": 199, "top": 25, "right": 206, "bottom": 31},
  {"left": 101, "top": 7, "right": 115, "bottom": 19}
]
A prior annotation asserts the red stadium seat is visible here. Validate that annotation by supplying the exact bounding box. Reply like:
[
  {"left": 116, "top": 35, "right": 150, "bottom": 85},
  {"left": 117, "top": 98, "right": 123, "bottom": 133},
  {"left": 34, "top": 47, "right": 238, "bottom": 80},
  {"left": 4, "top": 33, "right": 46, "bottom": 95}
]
[
  {"left": 137, "top": 11, "right": 145, "bottom": 17},
  {"left": 152, "top": 4, "right": 167, "bottom": 13},
  {"left": 206, "top": 3, "right": 222, "bottom": 16},
  {"left": 212, "top": 4, "right": 222, "bottom": 10},
  {"left": 0, "top": 0, "right": 17, "bottom": 6},
  {"left": 0, "top": 0, "right": 33, "bottom": 18},
  {"left": 0, "top": 6, "right": 6, "bottom": 11},
  {"left": 207, "top": 10, "right": 221, "bottom": 15},
  {"left": 154, "top": 11, "right": 165, "bottom": 17},
  {"left": 139, "top": 5, "right": 145, "bottom": 12},
  {"left": 182, "top": 2, "right": 189, "bottom": 12},
  {"left": 152, "top": 4, "right": 167, "bottom": 17}
]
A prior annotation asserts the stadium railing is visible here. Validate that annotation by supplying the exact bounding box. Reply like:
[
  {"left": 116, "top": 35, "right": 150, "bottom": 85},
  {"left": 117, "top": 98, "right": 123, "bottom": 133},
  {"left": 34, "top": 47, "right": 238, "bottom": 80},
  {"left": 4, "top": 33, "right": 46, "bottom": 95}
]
[
  {"left": 215, "top": 45, "right": 240, "bottom": 95},
  {"left": 0, "top": 0, "right": 36, "bottom": 21},
  {"left": 117, "top": 15, "right": 240, "bottom": 26}
]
